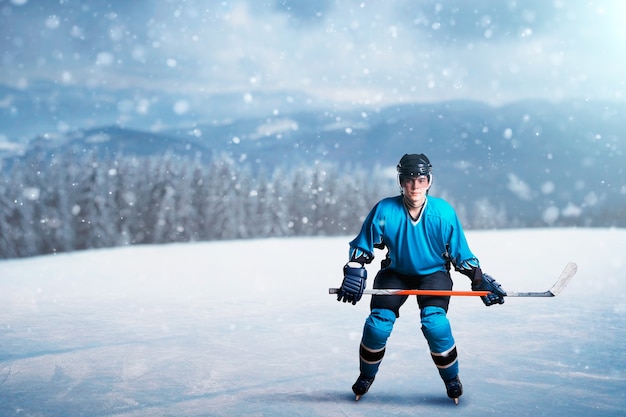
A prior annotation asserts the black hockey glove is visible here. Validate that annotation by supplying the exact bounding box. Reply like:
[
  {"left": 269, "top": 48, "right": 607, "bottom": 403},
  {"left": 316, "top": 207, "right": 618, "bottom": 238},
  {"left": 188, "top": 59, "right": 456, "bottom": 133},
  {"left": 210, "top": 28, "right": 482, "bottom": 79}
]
[
  {"left": 472, "top": 273, "right": 506, "bottom": 306},
  {"left": 337, "top": 263, "right": 367, "bottom": 305}
]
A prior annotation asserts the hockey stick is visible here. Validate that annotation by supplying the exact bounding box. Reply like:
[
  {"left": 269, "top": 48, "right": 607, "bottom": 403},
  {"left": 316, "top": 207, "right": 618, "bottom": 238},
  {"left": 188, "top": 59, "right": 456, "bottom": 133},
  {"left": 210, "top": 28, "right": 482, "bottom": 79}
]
[
  {"left": 329, "top": 262, "right": 577, "bottom": 298},
  {"left": 328, "top": 288, "right": 489, "bottom": 296},
  {"left": 505, "top": 261, "right": 577, "bottom": 297}
]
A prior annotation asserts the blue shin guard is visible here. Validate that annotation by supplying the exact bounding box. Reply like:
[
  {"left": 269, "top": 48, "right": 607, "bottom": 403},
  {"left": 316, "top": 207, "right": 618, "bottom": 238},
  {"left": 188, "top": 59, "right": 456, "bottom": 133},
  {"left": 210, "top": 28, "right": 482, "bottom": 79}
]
[
  {"left": 359, "top": 308, "right": 396, "bottom": 378},
  {"left": 421, "top": 306, "right": 459, "bottom": 381}
]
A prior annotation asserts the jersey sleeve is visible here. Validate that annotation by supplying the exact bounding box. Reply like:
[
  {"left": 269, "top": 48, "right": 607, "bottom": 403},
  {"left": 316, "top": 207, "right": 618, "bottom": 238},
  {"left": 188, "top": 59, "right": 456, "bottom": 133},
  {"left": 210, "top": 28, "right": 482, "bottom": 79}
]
[
  {"left": 348, "top": 201, "right": 385, "bottom": 264},
  {"left": 445, "top": 211, "right": 479, "bottom": 273}
]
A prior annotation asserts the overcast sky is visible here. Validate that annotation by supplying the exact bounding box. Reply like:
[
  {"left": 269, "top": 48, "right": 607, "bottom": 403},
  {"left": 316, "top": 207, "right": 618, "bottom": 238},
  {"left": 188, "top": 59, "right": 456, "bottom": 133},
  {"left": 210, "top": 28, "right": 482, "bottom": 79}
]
[{"left": 1, "top": 0, "right": 624, "bottom": 105}]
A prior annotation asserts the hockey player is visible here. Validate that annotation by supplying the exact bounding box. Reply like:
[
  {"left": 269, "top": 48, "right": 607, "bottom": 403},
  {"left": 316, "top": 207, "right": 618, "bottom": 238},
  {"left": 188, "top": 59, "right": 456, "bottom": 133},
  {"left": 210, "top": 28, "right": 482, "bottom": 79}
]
[{"left": 336, "top": 153, "right": 507, "bottom": 404}]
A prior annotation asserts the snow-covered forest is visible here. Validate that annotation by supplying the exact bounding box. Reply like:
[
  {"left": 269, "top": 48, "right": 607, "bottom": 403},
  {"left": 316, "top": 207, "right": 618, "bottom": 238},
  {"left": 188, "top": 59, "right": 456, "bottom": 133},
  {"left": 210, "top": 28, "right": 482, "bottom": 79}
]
[
  {"left": 0, "top": 144, "right": 619, "bottom": 260},
  {"left": 0, "top": 152, "right": 392, "bottom": 259}
]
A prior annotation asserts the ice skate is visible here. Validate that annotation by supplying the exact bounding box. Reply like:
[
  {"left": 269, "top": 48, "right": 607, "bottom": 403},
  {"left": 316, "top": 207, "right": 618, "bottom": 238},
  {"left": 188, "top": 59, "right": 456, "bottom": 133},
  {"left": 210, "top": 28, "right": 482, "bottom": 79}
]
[
  {"left": 444, "top": 376, "right": 463, "bottom": 405},
  {"left": 352, "top": 374, "right": 375, "bottom": 401}
]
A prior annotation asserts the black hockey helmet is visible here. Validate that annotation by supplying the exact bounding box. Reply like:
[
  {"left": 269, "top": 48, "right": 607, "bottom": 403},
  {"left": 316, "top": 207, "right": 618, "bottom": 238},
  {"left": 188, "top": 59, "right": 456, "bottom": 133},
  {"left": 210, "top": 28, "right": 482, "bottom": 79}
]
[{"left": 397, "top": 153, "right": 432, "bottom": 182}]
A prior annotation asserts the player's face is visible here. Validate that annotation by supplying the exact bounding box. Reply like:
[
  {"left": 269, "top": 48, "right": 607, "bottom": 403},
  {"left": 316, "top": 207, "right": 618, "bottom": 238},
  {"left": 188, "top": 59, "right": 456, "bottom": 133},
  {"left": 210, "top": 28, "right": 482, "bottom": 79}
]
[{"left": 401, "top": 175, "right": 430, "bottom": 204}]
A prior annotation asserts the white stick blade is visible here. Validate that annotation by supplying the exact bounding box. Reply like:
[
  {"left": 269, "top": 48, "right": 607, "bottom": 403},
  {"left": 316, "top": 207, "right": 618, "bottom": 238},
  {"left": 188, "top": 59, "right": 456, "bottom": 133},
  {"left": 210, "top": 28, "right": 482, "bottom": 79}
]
[{"left": 549, "top": 262, "right": 577, "bottom": 296}]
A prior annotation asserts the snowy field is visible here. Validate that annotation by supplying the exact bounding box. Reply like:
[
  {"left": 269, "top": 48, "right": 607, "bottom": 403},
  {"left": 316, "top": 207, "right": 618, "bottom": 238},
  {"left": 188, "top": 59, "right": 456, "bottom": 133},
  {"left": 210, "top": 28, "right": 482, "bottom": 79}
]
[{"left": 1, "top": 228, "right": 625, "bottom": 417}]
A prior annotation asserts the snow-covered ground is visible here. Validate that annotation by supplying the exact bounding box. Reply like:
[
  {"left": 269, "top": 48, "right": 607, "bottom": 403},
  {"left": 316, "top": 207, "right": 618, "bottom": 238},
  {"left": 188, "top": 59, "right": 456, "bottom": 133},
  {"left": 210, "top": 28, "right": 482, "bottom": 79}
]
[{"left": 1, "top": 228, "right": 625, "bottom": 417}]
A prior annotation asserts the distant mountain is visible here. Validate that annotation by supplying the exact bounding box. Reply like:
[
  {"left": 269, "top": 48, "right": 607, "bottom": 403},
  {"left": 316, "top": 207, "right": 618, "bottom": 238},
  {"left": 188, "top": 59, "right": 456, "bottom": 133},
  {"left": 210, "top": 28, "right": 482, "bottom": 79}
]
[
  {"left": 0, "top": 80, "right": 328, "bottom": 144},
  {"left": 1, "top": 79, "right": 625, "bottom": 228},
  {"left": 15, "top": 126, "right": 210, "bottom": 164}
]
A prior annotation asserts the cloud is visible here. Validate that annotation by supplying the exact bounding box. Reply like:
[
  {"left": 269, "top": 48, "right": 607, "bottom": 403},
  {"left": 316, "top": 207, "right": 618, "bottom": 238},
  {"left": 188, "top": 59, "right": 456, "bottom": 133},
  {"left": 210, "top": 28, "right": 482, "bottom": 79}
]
[
  {"left": 1, "top": 0, "right": 624, "bottom": 104},
  {"left": 273, "top": 0, "right": 334, "bottom": 26},
  {"left": 396, "top": 0, "right": 561, "bottom": 44}
]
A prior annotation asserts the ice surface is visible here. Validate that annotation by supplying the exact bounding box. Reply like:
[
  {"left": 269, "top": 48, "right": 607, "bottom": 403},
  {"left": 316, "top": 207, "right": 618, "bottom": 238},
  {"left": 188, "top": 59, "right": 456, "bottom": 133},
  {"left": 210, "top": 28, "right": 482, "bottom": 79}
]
[{"left": 1, "top": 228, "right": 625, "bottom": 416}]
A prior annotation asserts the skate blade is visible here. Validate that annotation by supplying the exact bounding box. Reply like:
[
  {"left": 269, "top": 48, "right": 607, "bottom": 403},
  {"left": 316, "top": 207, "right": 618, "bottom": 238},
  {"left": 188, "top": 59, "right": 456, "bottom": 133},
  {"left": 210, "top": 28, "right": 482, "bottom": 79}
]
[
  {"left": 453, "top": 398, "right": 459, "bottom": 405},
  {"left": 355, "top": 394, "right": 362, "bottom": 401}
]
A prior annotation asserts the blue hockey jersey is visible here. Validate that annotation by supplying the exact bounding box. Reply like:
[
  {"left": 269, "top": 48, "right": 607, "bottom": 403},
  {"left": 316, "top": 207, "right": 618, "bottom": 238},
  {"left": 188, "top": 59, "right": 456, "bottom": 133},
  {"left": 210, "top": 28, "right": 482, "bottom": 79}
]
[{"left": 349, "top": 195, "right": 478, "bottom": 275}]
